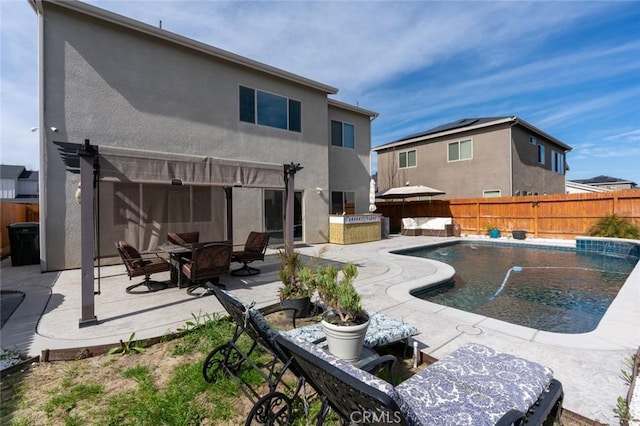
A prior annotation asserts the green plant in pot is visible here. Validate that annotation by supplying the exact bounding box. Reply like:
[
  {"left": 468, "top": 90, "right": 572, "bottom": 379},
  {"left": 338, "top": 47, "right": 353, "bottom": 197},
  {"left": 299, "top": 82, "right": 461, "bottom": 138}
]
[
  {"left": 315, "top": 262, "right": 369, "bottom": 362},
  {"left": 277, "top": 244, "right": 313, "bottom": 318}
]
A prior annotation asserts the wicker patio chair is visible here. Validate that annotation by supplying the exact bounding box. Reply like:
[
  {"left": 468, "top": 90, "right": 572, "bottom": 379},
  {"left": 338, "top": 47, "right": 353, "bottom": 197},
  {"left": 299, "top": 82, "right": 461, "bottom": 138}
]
[
  {"left": 180, "top": 242, "right": 232, "bottom": 297},
  {"left": 115, "top": 241, "right": 170, "bottom": 293},
  {"left": 231, "top": 231, "right": 270, "bottom": 276}
]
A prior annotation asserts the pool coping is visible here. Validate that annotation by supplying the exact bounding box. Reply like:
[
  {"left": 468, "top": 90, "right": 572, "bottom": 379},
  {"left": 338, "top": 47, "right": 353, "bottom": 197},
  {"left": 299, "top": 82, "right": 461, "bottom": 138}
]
[{"left": 386, "top": 236, "right": 640, "bottom": 351}]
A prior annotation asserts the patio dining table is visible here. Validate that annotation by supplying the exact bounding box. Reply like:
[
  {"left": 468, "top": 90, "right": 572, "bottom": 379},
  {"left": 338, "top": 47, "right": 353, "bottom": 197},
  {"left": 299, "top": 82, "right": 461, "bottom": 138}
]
[{"left": 157, "top": 242, "right": 192, "bottom": 288}]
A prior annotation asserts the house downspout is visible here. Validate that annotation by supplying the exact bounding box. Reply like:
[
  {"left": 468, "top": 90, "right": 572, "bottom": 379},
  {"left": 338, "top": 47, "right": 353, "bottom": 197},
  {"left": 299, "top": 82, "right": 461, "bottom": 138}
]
[
  {"left": 508, "top": 117, "right": 516, "bottom": 196},
  {"left": 509, "top": 129, "right": 514, "bottom": 196}
]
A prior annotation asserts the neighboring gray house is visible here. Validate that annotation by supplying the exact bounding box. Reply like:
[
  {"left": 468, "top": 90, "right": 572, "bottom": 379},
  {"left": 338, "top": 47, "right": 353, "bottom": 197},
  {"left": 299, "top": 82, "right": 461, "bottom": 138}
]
[
  {"left": 373, "top": 117, "right": 572, "bottom": 199},
  {"left": 0, "top": 165, "right": 39, "bottom": 201},
  {"left": 32, "top": 0, "right": 376, "bottom": 271},
  {"left": 570, "top": 175, "right": 638, "bottom": 192}
]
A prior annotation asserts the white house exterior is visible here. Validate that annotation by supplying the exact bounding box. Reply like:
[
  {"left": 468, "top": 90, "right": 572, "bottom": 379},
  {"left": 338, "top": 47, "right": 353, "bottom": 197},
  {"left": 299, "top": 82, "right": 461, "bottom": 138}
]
[{"left": 32, "top": 0, "right": 377, "bottom": 271}]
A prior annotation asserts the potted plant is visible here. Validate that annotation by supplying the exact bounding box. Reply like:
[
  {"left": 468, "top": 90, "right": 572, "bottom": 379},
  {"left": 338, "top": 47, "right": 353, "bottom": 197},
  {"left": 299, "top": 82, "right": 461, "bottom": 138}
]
[
  {"left": 485, "top": 224, "right": 501, "bottom": 238},
  {"left": 277, "top": 244, "right": 313, "bottom": 318},
  {"left": 314, "top": 262, "right": 369, "bottom": 362}
]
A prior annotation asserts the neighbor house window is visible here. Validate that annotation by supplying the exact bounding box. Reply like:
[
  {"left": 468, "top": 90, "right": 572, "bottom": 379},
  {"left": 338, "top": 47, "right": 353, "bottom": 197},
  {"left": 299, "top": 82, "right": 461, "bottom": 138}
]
[
  {"left": 551, "top": 150, "right": 564, "bottom": 173},
  {"left": 331, "top": 120, "right": 355, "bottom": 148},
  {"left": 331, "top": 191, "right": 355, "bottom": 214},
  {"left": 239, "top": 86, "right": 301, "bottom": 132},
  {"left": 399, "top": 150, "right": 416, "bottom": 168},
  {"left": 538, "top": 145, "right": 546, "bottom": 164},
  {"left": 483, "top": 189, "right": 502, "bottom": 198},
  {"left": 448, "top": 139, "right": 472, "bottom": 161}
]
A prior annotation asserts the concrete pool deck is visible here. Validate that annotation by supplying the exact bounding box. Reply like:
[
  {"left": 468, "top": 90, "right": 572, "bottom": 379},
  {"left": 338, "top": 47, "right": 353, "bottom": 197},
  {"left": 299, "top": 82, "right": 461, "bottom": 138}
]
[{"left": 1, "top": 234, "right": 638, "bottom": 424}]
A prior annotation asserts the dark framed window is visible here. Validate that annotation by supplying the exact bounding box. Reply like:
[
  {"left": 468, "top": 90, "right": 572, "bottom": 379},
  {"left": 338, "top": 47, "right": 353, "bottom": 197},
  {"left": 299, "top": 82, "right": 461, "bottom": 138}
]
[
  {"left": 551, "top": 150, "right": 564, "bottom": 173},
  {"left": 538, "top": 145, "right": 546, "bottom": 164},
  {"left": 239, "top": 86, "right": 255, "bottom": 124},
  {"left": 263, "top": 189, "right": 302, "bottom": 245},
  {"left": 239, "top": 86, "right": 301, "bottom": 132},
  {"left": 330, "top": 120, "right": 355, "bottom": 148},
  {"left": 331, "top": 191, "right": 355, "bottom": 215}
]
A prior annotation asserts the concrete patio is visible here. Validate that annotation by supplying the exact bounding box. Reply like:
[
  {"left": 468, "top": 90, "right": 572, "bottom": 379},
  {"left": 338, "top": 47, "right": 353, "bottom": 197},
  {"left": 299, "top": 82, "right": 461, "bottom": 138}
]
[{"left": 1, "top": 234, "right": 638, "bottom": 424}]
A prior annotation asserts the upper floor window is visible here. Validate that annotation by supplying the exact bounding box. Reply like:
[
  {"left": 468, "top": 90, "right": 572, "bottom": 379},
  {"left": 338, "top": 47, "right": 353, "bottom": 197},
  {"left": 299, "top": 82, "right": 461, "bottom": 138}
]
[
  {"left": 551, "top": 150, "right": 564, "bottom": 173},
  {"left": 538, "top": 144, "right": 546, "bottom": 164},
  {"left": 399, "top": 150, "right": 416, "bottom": 168},
  {"left": 331, "top": 120, "right": 355, "bottom": 148},
  {"left": 239, "top": 86, "right": 301, "bottom": 132},
  {"left": 448, "top": 139, "right": 472, "bottom": 161},
  {"left": 530, "top": 136, "right": 537, "bottom": 145}
]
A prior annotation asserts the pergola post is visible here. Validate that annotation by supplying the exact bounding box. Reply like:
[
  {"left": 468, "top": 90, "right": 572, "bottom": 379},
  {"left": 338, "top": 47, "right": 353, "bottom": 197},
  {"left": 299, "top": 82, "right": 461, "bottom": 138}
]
[
  {"left": 283, "top": 162, "right": 303, "bottom": 253},
  {"left": 78, "top": 140, "right": 98, "bottom": 327}
]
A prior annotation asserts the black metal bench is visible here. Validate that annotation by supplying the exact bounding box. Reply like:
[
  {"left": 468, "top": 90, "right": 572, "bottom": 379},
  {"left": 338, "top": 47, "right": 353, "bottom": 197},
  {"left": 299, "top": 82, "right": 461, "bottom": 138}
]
[
  {"left": 276, "top": 334, "right": 564, "bottom": 426},
  {"left": 204, "top": 287, "right": 396, "bottom": 425}
]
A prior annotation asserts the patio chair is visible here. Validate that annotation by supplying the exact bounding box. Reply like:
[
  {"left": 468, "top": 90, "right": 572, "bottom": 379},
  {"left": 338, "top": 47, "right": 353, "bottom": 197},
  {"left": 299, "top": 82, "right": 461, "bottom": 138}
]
[
  {"left": 115, "top": 241, "right": 170, "bottom": 293},
  {"left": 167, "top": 231, "right": 199, "bottom": 246},
  {"left": 180, "top": 242, "right": 232, "bottom": 297},
  {"left": 276, "top": 335, "right": 564, "bottom": 426},
  {"left": 204, "top": 287, "right": 396, "bottom": 425},
  {"left": 231, "top": 231, "right": 270, "bottom": 276}
]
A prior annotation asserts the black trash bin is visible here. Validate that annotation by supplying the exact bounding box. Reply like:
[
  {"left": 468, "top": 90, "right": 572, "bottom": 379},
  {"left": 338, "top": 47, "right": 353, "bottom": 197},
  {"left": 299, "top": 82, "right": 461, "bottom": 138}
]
[{"left": 7, "top": 222, "right": 40, "bottom": 266}]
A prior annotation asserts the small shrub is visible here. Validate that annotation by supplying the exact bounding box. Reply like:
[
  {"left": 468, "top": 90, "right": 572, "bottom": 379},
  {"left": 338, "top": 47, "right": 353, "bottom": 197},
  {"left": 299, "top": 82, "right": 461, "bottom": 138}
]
[
  {"left": 588, "top": 214, "right": 640, "bottom": 239},
  {"left": 107, "top": 333, "right": 146, "bottom": 356}
]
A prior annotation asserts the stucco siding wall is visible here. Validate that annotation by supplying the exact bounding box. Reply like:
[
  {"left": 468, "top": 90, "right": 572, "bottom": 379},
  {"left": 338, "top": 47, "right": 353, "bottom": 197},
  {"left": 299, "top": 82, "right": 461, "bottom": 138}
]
[
  {"left": 328, "top": 105, "right": 372, "bottom": 217},
  {"left": 41, "top": 4, "right": 334, "bottom": 269},
  {"left": 377, "top": 126, "right": 512, "bottom": 199},
  {"left": 511, "top": 125, "right": 566, "bottom": 195}
]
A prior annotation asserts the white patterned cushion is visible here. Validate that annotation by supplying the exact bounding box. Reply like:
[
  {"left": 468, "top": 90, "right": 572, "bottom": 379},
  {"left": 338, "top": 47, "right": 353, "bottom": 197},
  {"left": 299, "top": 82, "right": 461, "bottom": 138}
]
[
  {"left": 283, "top": 312, "right": 419, "bottom": 348},
  {"left": 395, "top": 343, "right": 554, "bottom": 425}
]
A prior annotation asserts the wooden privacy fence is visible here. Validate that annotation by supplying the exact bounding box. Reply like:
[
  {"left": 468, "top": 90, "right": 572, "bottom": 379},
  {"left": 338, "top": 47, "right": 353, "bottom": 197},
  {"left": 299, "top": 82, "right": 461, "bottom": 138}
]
[
  {"left": 375, "top": 189, "right": 640, "bottom": 239},
  {"left": 1, "top": 202, "right": 40, "bottom": 257}
]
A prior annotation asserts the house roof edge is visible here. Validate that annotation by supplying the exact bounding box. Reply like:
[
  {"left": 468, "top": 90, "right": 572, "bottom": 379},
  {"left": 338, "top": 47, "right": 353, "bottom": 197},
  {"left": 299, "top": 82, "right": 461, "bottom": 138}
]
[{"left": 39, "top": 0, "right": 339, "bottom": 95}]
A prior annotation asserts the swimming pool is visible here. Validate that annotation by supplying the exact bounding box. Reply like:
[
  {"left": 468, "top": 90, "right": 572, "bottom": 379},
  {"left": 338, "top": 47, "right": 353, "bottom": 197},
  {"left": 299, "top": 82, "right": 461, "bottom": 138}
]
[{"left": 401, "top": 241, "right": 639, "bottom": 333}]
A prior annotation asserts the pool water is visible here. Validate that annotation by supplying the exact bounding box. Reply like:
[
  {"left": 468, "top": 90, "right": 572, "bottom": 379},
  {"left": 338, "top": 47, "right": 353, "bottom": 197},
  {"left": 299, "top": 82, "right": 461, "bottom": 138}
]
[{"left": 403, "top": 242, "right": 638, "bottom": 333}]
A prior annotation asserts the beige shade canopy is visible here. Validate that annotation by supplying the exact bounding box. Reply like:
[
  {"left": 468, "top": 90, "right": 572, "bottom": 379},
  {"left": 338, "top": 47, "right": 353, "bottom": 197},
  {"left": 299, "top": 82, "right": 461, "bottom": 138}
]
[{"left": 376, "top": 184, "right": 445, "bottom": 199}]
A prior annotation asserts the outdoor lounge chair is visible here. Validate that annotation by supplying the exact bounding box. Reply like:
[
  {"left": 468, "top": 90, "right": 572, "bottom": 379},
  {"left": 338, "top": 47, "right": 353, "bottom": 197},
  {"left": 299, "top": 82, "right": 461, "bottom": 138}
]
[
  {"left": 231, "top": 231, "right": 270, "bottom": 276},
  {"left": 204, "top": 287, "right": 397, "bottom": 425},
  {"left": 276, "top": 335, "right": 564, "bottom": 426},
  {"left": 180, "top": 242, "right": 232, "bottom": 296},
  {"left": 115, "top": 241, "right": 170, "bottom": 293}
]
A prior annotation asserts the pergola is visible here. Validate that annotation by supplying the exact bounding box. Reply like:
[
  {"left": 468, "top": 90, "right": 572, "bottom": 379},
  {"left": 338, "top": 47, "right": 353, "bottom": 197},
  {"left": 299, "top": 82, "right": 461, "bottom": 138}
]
[{"left": 55, "top": 140, "right": 301, "bottom": 327}]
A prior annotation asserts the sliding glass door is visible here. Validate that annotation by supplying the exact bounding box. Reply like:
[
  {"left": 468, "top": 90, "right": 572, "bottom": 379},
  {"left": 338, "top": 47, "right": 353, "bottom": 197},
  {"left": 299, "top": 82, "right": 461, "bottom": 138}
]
[{"left": 264, "top": 189, "right": 302, "bottom": 246}]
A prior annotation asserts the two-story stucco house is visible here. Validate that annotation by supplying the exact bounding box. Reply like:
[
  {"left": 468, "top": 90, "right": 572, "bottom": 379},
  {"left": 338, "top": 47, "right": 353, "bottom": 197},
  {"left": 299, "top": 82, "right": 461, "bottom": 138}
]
[
  {"left": 32, "top": 0, "right": 376, "bottom": 271},
  {"left": 373, "top": 117, "right": 571, "bottom": 199}
]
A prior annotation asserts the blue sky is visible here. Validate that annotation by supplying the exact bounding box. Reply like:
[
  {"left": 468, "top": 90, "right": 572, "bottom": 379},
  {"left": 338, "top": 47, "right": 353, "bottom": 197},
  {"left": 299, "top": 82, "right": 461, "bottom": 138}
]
[{"left": 2, "top": 1, "right": 639, "bottom": 185}]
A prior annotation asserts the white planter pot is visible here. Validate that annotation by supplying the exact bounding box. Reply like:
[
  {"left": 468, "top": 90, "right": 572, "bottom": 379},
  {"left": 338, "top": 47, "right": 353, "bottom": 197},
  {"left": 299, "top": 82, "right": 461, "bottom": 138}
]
[{"left": 320, "top": 315, "right": 370, "bottom": 362}]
